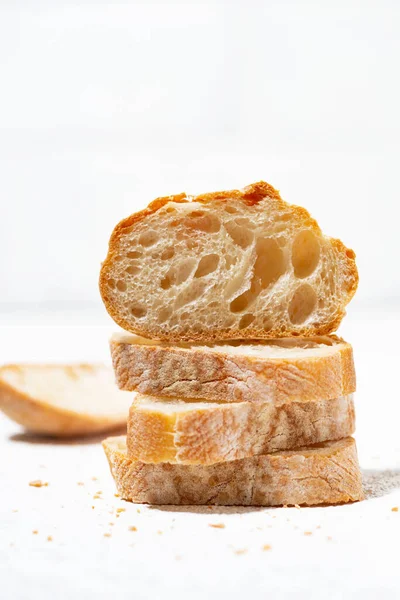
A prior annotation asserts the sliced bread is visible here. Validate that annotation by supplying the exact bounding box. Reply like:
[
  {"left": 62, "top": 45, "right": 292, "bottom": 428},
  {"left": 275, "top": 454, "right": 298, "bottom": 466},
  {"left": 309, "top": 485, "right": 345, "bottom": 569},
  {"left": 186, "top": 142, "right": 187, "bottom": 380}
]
[
  {"left": 0, "top": 364, "right": 132, "bottom": 437},
  {"left": 111, "top": 333, "right": 355, "bottom": 403},
  {"left": 102, "top": 436, "right": 364, "bottom": 506},
  {"left": 127, "top": 394, "right": 355, "bottom": 464},
  {"left": 99, "top": 181, "right": 358, "bottom": 341}
]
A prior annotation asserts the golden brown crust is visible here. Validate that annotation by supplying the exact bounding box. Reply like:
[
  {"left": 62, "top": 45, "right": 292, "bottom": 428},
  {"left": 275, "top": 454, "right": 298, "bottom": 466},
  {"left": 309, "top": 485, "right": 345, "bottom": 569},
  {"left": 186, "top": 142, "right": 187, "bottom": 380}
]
[
  {"left": 102, "top": 436, "right": 364, "bottom": 506},
  {"left": 126, "top": 395, "right": 356, "bottom": 465},
  {"left": 99, "top": 181, "right": 359, "bottom": 342},
  {"left": 0, "top": 364, "right": 126, "bottom": 438},
  {"left": 110, "top": 335, "right": 356, "bottom": 403}
]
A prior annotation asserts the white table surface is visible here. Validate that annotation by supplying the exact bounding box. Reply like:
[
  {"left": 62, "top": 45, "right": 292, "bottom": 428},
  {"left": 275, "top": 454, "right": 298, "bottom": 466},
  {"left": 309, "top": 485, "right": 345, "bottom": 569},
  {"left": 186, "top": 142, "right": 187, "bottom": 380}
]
[{"left": 1, "top": 306, "right": 400, "bottom": 600}]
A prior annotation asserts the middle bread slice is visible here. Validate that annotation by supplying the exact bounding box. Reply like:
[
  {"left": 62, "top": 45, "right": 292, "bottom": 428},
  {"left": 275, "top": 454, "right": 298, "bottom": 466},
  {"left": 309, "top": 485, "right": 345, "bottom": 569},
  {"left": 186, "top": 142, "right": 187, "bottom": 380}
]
[{"left": 127, "top": 393, "right": 355, "bottom": 465}]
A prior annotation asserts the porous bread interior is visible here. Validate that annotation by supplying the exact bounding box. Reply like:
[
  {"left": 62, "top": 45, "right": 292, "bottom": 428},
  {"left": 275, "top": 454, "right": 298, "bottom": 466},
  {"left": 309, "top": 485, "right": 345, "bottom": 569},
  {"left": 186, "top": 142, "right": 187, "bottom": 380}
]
[
  {"left": 111, "top": 332, "right": 348, "bottom": 359},
  {"left": 0, "top": 365, "right": 132, "bottom": 417},
  {"left": 101, "top": 186, "right": 358, "bottom": 340}
]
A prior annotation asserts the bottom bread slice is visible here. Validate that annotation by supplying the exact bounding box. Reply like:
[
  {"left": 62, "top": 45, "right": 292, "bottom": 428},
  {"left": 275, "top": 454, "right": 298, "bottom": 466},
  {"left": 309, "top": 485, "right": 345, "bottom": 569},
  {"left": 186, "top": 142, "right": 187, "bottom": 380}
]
[{"left": 102, "top": 436, "right": 364, "bottom": 506}]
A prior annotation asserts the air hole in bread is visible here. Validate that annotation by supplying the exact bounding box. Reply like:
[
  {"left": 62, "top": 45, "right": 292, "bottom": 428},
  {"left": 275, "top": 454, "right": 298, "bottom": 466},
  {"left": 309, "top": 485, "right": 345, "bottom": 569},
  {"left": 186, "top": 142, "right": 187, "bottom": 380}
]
[
  {"left": 116, "top": 280, "right": 127, "bottom": 292},
  {"left": 166, "top": 206, "right": 177, "bottom": 214},
  {"left": 184, "top": 214, "right": 221, "bottom": 233},
  {"left": 127, "top": 251, "right": 142, "bottom": 259},
  {"left": 239, "top": 313, "right": 255, "bottom": 329},
  {"left": 189, "top": 211, "right": 205, "bottom": 218},
  {"left": 125, "top": 266, "right": 139, "bottom": 276},
  {"left": 161, "top": 247, "right": 175, "bottom": 260},
  {"left": 224, "top": 221, "right": 254, "bottom": 249},
  {"left": 230, "top": 289, "right": 254, "bottom": 313},
  {"left": 224, "top": 204, "right": 238, "bottom": 214},
  {"left": 254, "top": 237, "right": 285, "bottom": 289},
  {"left": 114, "top": 255, "right": 123, "bottom": 262},
  {"left": 194, "top": 254, "right": 219, "bottom": 278},
  {"left": 122, "top": 226, "right": 134, "bottom": 235},
  {"left": 292, "top": 230, "right": 321, "bottom": 278},
  {"left": 107, "top": 278, "right": 116, "bottom": 289},
  {"left": 138, "top": 230, "right": 158, "bottom": 247},
  {"left": 130, "top": 304, "right": 147, "bottom": 318},
  {"left": 288, "top": 284, "right": 317, "bottom": 324},
  {"left": 225, "top": 255, "right": 237, "bottom": 268}
]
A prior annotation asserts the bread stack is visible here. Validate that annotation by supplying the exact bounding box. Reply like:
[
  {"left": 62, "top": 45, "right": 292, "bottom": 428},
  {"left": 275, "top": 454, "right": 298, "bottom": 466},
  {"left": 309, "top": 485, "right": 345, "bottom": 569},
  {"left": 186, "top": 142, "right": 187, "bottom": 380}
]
[{"left": 100, "top": 181, "right": 364, "bottom": 506}]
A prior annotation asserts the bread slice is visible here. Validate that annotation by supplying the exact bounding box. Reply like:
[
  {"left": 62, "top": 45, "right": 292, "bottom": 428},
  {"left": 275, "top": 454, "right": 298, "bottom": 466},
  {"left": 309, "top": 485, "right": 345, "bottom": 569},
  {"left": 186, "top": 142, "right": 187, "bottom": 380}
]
[
  {"left": 110, "top": 333, "right": 355, "bottom": 404},
  {"left": 127, "top": 393, "right": 355, "bottom": 465},
  {"left": 99, "top": 181, "right": 358, "bottom": 341},
  {"left": 102, "top": 436, "right": 364, "bottom": 505},
  {"left": 0, "top": 364, "right": 132, "bottom": 437}
]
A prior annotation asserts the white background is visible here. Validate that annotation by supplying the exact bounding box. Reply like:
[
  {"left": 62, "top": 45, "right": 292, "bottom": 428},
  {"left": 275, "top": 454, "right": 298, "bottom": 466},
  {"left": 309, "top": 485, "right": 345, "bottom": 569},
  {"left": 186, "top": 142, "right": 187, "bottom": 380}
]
[{"left": 1, "top": 2, "right": 400, "bottom": 600}]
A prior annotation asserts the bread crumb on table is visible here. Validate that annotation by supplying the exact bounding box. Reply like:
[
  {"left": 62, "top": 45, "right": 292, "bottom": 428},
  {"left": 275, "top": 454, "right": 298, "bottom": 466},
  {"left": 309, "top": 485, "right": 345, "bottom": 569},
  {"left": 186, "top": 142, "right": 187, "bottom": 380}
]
[
  {"left": 262, "top": 545, "right": 272, "bottom": 551},
  {"left": 77, "top": 482, "right": 84, "bottom": 486},
  {"left": 47, "top": 536, "right": 53, "bottom": 542},
  {"left": 209, "top": 523, "right": 225, "bottom": 529},
  {"left": 104, "top": 533, "right": 111, "bottom": 538},
  {"left": 391, "top": 506, "right": 398, "bottom": 512},
  {"left": 32, "top": 530, "right": 38, "bottom": 535},
  {"left": 116, "top": 508, "right": 125, "bottom": 513},
  {"left": 129, "top": 526, "right": 137, "bottom": 532},
  {"left": 29, "top": 480, "right": 48, "bottom": 488},
  {"left": 234, "top": 549, "right": 247, "bottom": 555},
  {"left": 304, "top": 531, "right": 312, "bottom": 536},
  {"left": 93, "top": 495, "right": 101, "bottom": 500},
  {"left": 92, "top": 477, "right": 98, "bottom": 481},
  {"left": 114, "top": 493, "right": 120, "bottom": 498}
]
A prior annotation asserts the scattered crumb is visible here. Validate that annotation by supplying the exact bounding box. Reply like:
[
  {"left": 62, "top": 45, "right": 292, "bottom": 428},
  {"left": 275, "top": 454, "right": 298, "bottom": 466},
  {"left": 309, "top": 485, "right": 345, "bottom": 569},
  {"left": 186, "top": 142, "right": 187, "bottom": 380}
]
[
  {"left": 304, "top": 531, "right": 312, "bottom": 536},
  {"left": 47, "top": 536, "right": 53, "bottom": 542},
  {"left": 93, "top": 495, "right": 101, "bottom": 500},
  {"left": 29, "top": 480, "right": 48, "bottom": 488},
  {"left": 262, "top": 545, "right": 272, "bottom": 551},
  {"left": 109, "top": 523, "right": 115, "bottom": 527},
  {"left": 92, "top": 477, "right": 98, "bottom": 481},
  {"left": 391, "top": 507, "right": 398, "bottom": 512},
  {"left": 327, "top": 536, "right": 333, "bottom": 541},
  {"left": 137, "top": 509, "right": 141, "bottom": 514},
  {"left": 114, "top": 493, "right": 120, "bottom": 498},
  {"left": 129, "top": 526, "right": 137, "bottom": 532},
  {"left": 96, "top": 491, "right": 102, "bottom": 495},
  {"left": 116, "top": 508, "right": 125, "bottom": 514},
  {"left": 116, "top": 514, "right": 120, "bottom": 518},
  {"left": 92, "top": 506, "right": 95, "bottom": 510},
  {"left": 77, "top": 482, "right": 84, "bottom": 486},
  {"left": 294, "top": 504, "right": 301, "bottom": 509},
  {"left": 104, "top": 533, "right": 111, "bottom": 538},
  {"left": 32, "top": 530, "right": 38, "bottom": 535},
  {"left": 234, "top": 549, "right": 247, "bottom": 555},
  {"left": 209, "top": 523, "right": 225, "bottom": 529},
  {"left": 316, "top": 525, "right": 321, "bottom": 529}
]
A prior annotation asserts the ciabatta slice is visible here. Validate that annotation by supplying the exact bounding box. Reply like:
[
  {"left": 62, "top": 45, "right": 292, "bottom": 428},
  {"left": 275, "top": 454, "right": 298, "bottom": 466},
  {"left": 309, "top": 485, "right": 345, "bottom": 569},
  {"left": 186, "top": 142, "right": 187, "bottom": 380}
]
[
  {"left": 111, "top": 333, "right": 355, "bottom": 403},
  {"left": 127, "top": 394, "right": 355, "bottom": 465},
  {"left": 0, "top": 364, "right": 132, "bottom": 437},
  {"left": 100, "top": 181, "right": 358, "bottom": 341},
  {"left": 102, "top": 436, "right": 364, "bottom": 506}
]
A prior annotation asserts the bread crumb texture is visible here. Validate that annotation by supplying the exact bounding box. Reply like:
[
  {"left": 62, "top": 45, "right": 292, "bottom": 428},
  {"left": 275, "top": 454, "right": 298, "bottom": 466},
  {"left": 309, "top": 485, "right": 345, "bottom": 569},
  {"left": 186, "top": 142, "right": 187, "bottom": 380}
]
[
  {"left": 100, "top": 181, "right": 358, "bottom": 341},
  {"left": 29, "top": 480, "right": 48, "bottom": 488}
]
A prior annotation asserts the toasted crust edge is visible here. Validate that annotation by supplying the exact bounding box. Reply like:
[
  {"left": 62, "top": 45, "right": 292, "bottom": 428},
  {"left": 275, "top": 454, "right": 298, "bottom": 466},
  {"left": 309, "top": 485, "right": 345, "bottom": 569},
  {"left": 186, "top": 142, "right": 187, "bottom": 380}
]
[
  {"left": 99, "top": 181, "right": 359, "bottom": 341},
  {"left": 102, "top": 436, "right": 364, "bottom": 506},
  {"left": 0, "top": 364, "right": 126, "bottom": 437}
]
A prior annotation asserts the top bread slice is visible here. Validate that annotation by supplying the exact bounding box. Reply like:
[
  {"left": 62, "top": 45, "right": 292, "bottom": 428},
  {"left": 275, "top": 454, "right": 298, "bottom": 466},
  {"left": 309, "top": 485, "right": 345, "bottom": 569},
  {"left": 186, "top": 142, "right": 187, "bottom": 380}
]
[
  {"left": 99, "top": 181, "right": 358, "bottom": 342},
  {"left": 0, "top": 364, "right": 132, "bottom": 437}
]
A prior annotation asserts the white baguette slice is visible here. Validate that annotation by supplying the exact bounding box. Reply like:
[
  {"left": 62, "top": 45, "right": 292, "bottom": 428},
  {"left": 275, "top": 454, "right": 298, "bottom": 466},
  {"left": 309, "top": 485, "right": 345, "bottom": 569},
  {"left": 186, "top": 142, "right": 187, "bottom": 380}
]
[
  {"left": 127, "top": 394, "right": 355, "bottom": 465},
  {"left": 102, "top": 436, "right": 364, "bottom": 506},
  {"left": 0, "top": 364, "right": 132, "bottom": 437},
  {"left": 99, "top": 181, "right": 358, "bottom": 342},
  {"left": 111, "top": 333, "right": 355, "bottom": 403}
]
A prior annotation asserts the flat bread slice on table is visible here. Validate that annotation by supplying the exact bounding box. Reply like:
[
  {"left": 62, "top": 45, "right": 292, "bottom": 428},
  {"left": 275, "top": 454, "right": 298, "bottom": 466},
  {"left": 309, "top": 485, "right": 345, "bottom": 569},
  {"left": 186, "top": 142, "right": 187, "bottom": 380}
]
[
  {"left": 102, "top": 436, "right": 364, "bottom": 506},
  {"left": 99, "top": 181, "right": 358, "bottom": 342},
  {"left": 0, "top": 364, "right": 132, "bottom": 437},
  {"left": 110, "top": 333, "right": 355, "bottom": 404},
  {"left": 127, "top": 393, "right": 355, "bottom": 465}
]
